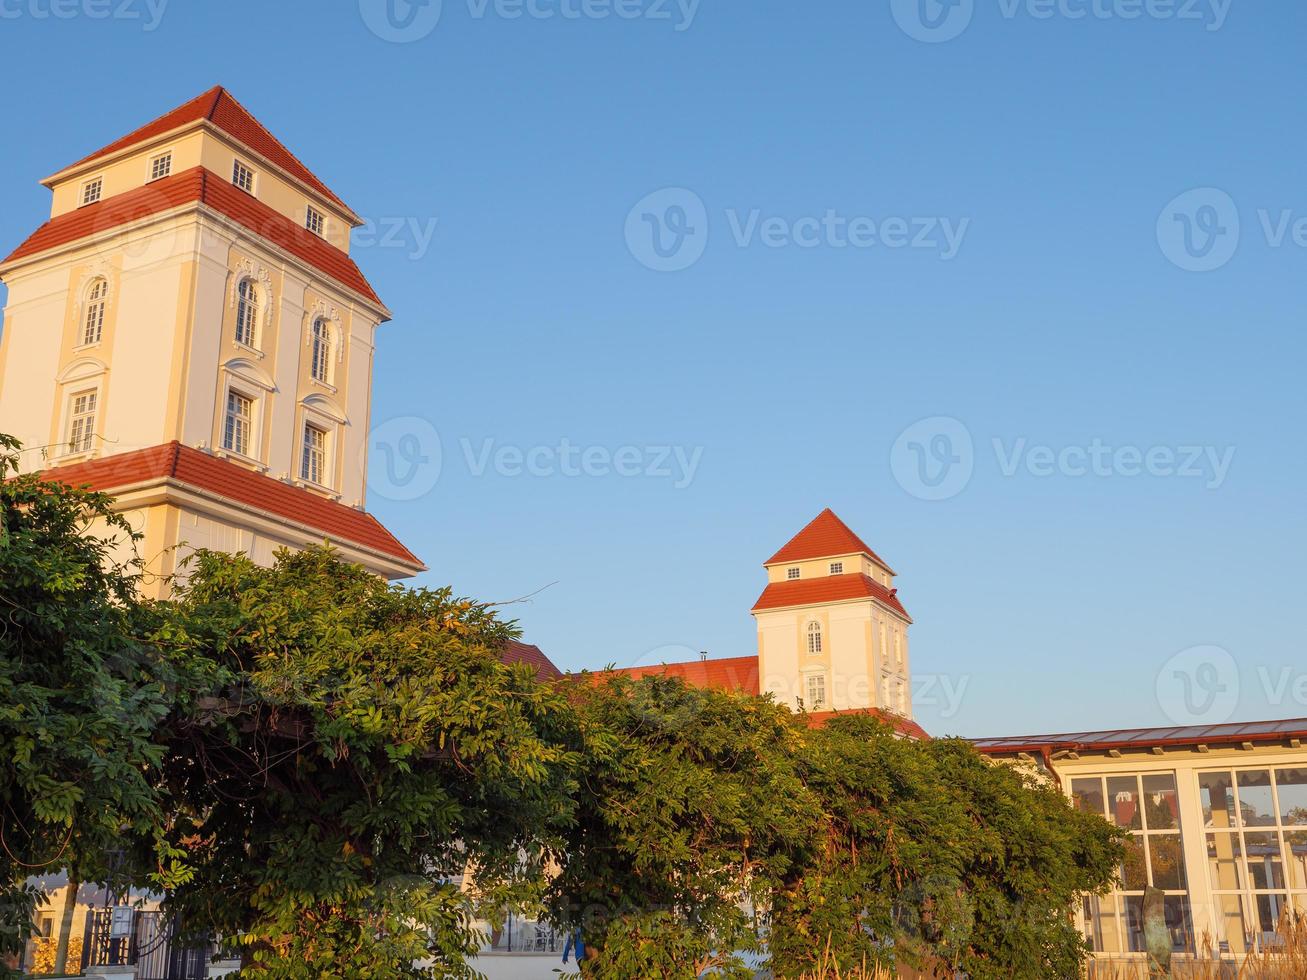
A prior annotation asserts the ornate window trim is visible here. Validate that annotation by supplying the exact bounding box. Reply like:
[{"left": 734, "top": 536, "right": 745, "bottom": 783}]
[{"left": 228, "top": 260, "right": 276, "bottom": 351}]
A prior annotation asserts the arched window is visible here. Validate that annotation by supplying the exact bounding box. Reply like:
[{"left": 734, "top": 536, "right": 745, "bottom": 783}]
[
  {"left": 82, "top": 279, "right": 107, "bottom": 346},
  {"left": 310, "top": 318, "right": 332, "bottom": 383},
  {"left": 235, "top": 279, "right": 259, "bottom": 348},
  {"left": 806, "top": 620, "right": 823, "bottom": 655}
]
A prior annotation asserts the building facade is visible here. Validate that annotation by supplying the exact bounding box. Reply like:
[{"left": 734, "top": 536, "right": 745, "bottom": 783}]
[
  {"left": 977, "top": 721, "right": 1307, "bottom": 963},
  {"left": 0, "top": 87, "right": 423, "bottom": 592}
]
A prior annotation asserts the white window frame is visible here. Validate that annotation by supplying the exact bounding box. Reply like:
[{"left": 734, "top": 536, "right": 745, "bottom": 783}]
[
  {"left": 305, "top": 205, "right": 326, "bottom": 237},
  {"left": 806, "top": 620, "right": 823, "bottom": 656},
  {"left": 234, "top": 278, "right": 260, "bottom": 350},
  {"left": 787, "top": 567, "right": 800, "bottom": 580},
  {"left": 64, "top": 388, "right": 99, "bottom": 457},
  {"left": 221, "top": 387, "right": 257, "bottom": 459},
  {"left": 80, "top": 176, "right": 104, "bottom": 207},
  {"left": 148, "top": 150, "right": 174, "bottom": 182},
  {"left": 80, "top": 278, "right": 108, "bottom": 347},
  {"left": 299, "top": 421, "right": 329, "bottom": 487},
  {"left": 232, "top": 159, "right": 256, "bottom": 194},
  {"left": 830, "top": 561, "right": 844, "bottom": 575},
  {"left": 309, "top": 317, "right": 334, "bottom": 386},
  {"left": 804, "top": 671, "right": 828, "bottom": 710}
]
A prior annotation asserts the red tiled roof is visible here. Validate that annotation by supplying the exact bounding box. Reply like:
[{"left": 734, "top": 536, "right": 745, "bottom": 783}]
[
  {"left": 585, "top": 655, "right": 927, "bottom": 739},
  {"left": 805, "top": 709, "right": 930, "bottom": 740},
  {"left": 57, "top": 86, "right": 350, "bottom": 212},
  {"left": 766, "top": 508, "right": 893, "bottom": 570},
  {"left": 590, "top": 655, "right": 762, "bottom": 695},
  {"left": 39, "top": 442, "right": 421, "bottom": 568},
  {"left": 502, "top": 640, "right": 563, "bottom": 683},
  {"left": 752, "top": 572, "right": 911, "bottom": 621},
  {"left": 3, "top": 167, "right": 383, "bottom": 307}
]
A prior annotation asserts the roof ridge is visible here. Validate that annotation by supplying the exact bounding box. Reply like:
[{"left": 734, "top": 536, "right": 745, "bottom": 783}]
[{"left": 208, "top": 88, "right": 349, "bottom": 211}]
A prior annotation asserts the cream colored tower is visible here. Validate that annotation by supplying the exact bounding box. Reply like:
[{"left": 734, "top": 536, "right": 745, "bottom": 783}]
[
  {"left": 0, "top": 87, "right": 423, "bottom": 591},
  {"left": 752, "top": 509, "right": 913, "bottom": 718}
]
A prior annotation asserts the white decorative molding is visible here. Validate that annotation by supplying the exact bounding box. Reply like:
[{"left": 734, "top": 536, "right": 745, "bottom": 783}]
[
  {"left": 228, "top": 258, "right": 277, "bottom": 336},
  {"left": 56, "top": 356, "right": 110, "bottom": 384},
  {"left": 301, "top": 392, "right": 348, "bottom": 425},
  {"left": 306, "top": 300, "right": 344, "bottom": 362},
  {"left": 72, "top": 259, "right": 112, "bottom": 317},
  {"left": 221, "top": 357, "right": 277, "bottom": 393}
]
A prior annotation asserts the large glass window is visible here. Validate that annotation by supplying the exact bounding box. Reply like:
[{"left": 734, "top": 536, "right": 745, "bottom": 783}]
[
  {"left": 1071, "top": 772, "right": 1192, "bottom": 955},
  {"left": 1201, "top": 767, "right": 1307, "bottom": 953}
]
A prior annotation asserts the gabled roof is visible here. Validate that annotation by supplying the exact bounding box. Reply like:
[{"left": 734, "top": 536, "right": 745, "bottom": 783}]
[
  {"left": 2, "top": 167, "right": 384, "bottom": 309},
  {"left": 52, "top": 86, "right": 352, "bottom": 215},
  {"left": 765, "top": 508, "right": 893, "bottom": 571},
  {"left": 502, "top": 641, "right": 564, "bottom": 683},
  {"left": 38, "top": 442, "right": 421, "bottom": 569},
  {"left": 752, "top": 572, "right": 911, "bottom": 621}
]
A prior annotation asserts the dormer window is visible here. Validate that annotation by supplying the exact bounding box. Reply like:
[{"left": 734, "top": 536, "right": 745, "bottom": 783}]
[
  {"left": 232, "top": 159, "right": 256, "bottom": 194},
  {"left": 787, "top": 567, "right": 800, "bottom": 580},
  {"left": 80, "top": 178, "right": 103, "bottom": 206},
  {"left": 830, "top": 561, "right": 844, "bottom": 575},
  {"left": 149, "top": 152, "right": 173, "bottom": 182},
  {"left": 305, "top": 206, "right": 325, "bottom": 237}
]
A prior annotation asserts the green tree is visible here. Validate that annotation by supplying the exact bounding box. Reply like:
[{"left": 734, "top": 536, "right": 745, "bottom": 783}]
[
  {"left": 546, "top": 674, "right": 822, "bottom": 978},
  {"left": 151, "top": 547, "right": 579, "bottom": 978},
  {"left": 0, "top": 434, "right": 178, "bottom": 975},
  {"left": 770, "top": 715, "right": 1125, "bottom": 979}
]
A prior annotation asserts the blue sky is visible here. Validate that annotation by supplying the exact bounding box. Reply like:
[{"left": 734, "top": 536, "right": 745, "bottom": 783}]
[{"left": 2, "top": 0, "right": 1304, "bottom": 737}]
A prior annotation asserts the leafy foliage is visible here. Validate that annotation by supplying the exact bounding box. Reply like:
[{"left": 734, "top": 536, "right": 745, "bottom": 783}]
[
  {"left": 0, "top": 435, "right": 177, "bottom": 974},
  {"left": 545, "top": 674, "right": 822, "bottom": 977},
  {"left": 151, "top": 547, "right": 579, "bottom": 977}
]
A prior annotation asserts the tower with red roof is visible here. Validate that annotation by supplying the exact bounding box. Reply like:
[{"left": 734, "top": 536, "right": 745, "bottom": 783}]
[
  {"left": 0, "top": 87, "right": 424, "bottom": 589},
  {"left": 752, "top": 508, "right": 914, "bottom": 722}
]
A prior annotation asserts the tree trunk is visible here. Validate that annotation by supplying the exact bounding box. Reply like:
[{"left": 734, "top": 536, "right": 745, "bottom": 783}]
[{"left": 52, "top": 873, "right": 79, "bottom": 976}]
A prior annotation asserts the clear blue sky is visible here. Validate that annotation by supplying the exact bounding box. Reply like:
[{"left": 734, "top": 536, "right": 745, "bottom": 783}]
[{"left": 2, "top": 0, "right": 1304, "bottom": 738}]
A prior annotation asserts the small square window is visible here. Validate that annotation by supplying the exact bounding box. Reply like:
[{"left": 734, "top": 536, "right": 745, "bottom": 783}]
[
  {"left": 149, "top": 152, "right": 173, "bottom": 181},
  {"left": 232, "top": 160, "right": 256, "bottom": 194},
  {"left": 787, "top": 567, "right": 800, "bottom": 580},
  {"left": 305, "top": 206, "right": 325, "bottom": 237},
  {"left": 830, "top": 562, "right": 844, "bottom": 575},
  {"left": 80, "top": 178, "right": 103, "bottom": 206}
]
